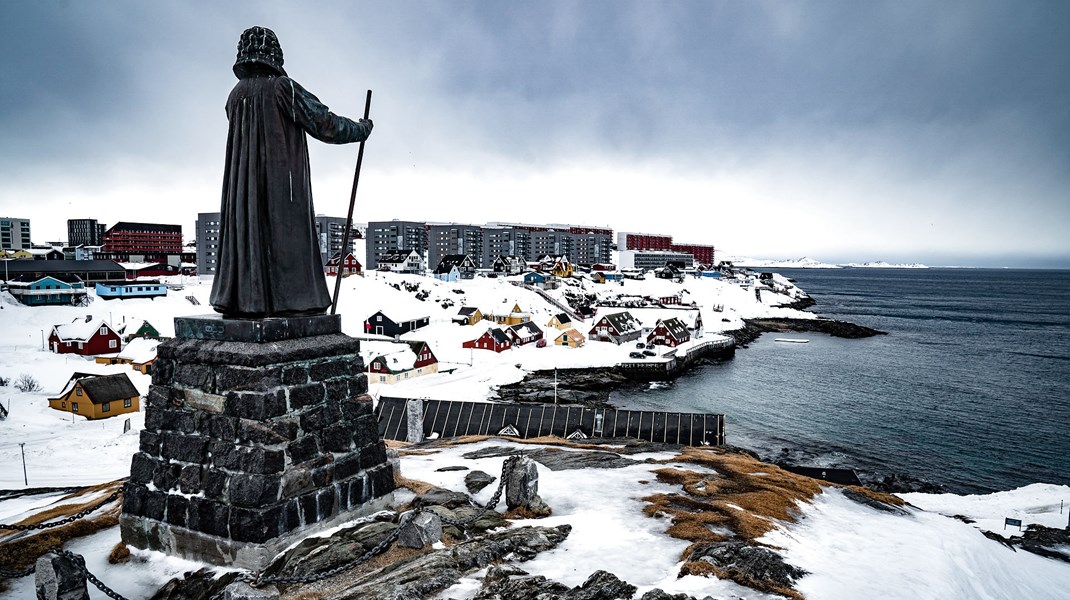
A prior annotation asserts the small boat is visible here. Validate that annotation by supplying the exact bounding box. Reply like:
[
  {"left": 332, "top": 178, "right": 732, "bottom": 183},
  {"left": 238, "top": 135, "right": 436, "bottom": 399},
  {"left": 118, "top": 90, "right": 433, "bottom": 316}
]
[{"left": 774, "top": 338, "right": 809, "bottom": 343}]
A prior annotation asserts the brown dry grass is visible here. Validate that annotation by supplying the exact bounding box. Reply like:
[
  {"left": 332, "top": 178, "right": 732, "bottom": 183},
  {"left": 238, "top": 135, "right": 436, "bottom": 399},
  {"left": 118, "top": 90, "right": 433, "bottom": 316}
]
[
  {"left": 393, "top": 473, "right": 436, "bottom": 496},
  {"left": 0, "top": 480, "right": 124, "bottom": 572},
  {"left": 679, "top": 560, "right": 805, "bottom": 600}
]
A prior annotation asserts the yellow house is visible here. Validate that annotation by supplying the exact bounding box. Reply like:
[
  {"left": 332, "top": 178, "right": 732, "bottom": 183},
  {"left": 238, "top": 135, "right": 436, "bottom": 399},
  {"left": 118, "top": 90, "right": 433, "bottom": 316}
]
[
  {"left": 487, "top": 302, "right": 530, "bottom": 326},
  {"left": 92, "top": 338, "right": 159, "bottom": 374},
  {"left": 452, "top": 307, "right": 484, "bottom": 326},
  {"left": 554, "top": 329, "right": 586, "bottom": 348},
  {"left": 550, "top": 257, "right": 574, "bottom": 278},
  {"left": 48, "top": 373, "right": 140, "bottom": 420},
  {"left": 547, "top": 313, "right": 573, "bottom": 330}
]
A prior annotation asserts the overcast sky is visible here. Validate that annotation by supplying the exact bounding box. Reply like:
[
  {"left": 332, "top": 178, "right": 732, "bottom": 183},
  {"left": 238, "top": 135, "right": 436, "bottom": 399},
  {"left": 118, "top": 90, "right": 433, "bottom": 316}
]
[{"left": 1, "top": 1, "right": 1068, "bottom": 267}]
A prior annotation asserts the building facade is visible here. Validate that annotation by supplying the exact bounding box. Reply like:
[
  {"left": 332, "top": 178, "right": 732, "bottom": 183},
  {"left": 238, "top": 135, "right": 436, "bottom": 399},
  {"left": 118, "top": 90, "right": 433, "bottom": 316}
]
[
  {"left": 428, "top": 223, "right": 484, "bottom": 272},
  {"left": 366, "top": 220, "right": 427, "bottom": 270},
  {"left": 619, "top": 249, "right": 695, "bottom": 270},
  {"left": 314, "top": 214, "right": 360, "bottom": 266},
  {"left": 617, "top": 231, "right": 714, "bottom": 265},
  {"left": 0, "top": 217, "right": 32, "bottom": 251},
  {"left": 101, "top": 222, "right": 182, "bottom": 255},
  {"left": 195, "top": 212, "right": 221, "bottom": 276},
  {"left": 68, "top": 219, "right": 106, "bottom": 247}
]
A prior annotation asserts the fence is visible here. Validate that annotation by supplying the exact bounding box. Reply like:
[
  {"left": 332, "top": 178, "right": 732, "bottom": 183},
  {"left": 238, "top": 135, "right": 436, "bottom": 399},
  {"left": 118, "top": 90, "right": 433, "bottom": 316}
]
[{"left": 377, "top": 397, "right": 725, "bottom": 446}]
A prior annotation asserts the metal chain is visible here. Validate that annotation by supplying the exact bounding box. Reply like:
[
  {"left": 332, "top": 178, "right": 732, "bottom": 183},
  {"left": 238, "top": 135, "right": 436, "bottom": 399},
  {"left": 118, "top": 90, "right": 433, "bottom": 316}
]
[
  {"left": 58, "top": 549, "right": 131, "bottom": 600},
  {"left": 0, "top": 489, "right": 122, "bottom": 531},
  {"left": 0, "top": 564, "right": 36, "bottom": 579}
]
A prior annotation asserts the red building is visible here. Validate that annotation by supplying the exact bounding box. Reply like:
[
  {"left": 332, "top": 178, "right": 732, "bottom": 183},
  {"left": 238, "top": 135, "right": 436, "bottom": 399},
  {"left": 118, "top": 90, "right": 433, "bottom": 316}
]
[
  {"left": 462, "top": 328, "right": 513, "bottom": 353},
  {"left": 326, "top": 252, "right": 362, "bottom": 276},
  {"left": 49, "top": 319, "right": 122, "bottom": 355},
  {"left": 101, "top": 222, "right": 182, "bottom": 254},
  {"left": 647, "top": 317, "right": 691, "bottom": 348},
  {"left": 622, "top": 232, "right": 673, "bottom": 251},
  {"left": 669, "top": 243, "right": 715, "bottom": 265}
]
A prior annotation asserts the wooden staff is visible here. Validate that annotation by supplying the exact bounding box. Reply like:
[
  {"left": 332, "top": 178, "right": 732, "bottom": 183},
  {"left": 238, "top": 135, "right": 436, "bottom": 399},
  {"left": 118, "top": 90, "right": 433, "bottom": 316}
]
[{"left": 331, "top": 89, "right": 372, "bottom": 315}]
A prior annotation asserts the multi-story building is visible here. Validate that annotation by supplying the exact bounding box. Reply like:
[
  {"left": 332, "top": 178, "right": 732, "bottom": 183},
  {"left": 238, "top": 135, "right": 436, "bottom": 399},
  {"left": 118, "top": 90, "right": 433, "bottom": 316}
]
[
  {"left": 619, "top": 249, "right": 695, "bottom": 270},
  {"left": 617, "top": 231, "right": 713, "bottom": 266},
  {"left": 427, "top": 223, "right": 483, "bottom": 272},
  {"left": 101, "top": 222, "right": 182, "bottom": 255},
  {"left": 314, "top": 215, "right": 360, "bottom": 266},
  {"left": 196, "top": 212, "right": 221, "bottom": 275},
  {"left": 67, "top": 219, "right": 106, "bottom": 247},
  {"left": 486, "top": 222, "right": 612, "bottom": 267},
  {"left": 366, "top": 220, "right": 427, "bottom": 270},
  {"left": 0, "top": 217, "right": 32, "bottom": 251}
]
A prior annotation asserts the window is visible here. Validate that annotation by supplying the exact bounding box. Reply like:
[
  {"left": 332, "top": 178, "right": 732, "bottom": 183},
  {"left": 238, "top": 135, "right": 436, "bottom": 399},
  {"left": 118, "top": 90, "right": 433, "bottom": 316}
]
[
  {"left": 379, "top": 375, "right": 386, "bottom": 382},
  {"left": 109, "top": 339, "right": 117, "bottom": 349},
  {"left": 72, "top": 402, "right": 79, "bottom": 412},
  {"left": 124, "top": 398, "right": 132, "bottom": 408},
  {"left": 76, "top": 388, "right": 83, "bottom": 396},
  {"left": 376, "top": 316, "right": 382, "bottom": 322},
  {"left": 102, "top": 402, "right": 111, "bottom": 412},
  {"left": 100, "top": 326, "right": 107, "bottom": 335}
]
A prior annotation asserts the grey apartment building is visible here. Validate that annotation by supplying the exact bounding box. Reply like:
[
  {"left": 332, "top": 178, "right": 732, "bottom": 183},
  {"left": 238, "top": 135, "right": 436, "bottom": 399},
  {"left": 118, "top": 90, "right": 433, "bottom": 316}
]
[
  {"left": 196, "top": 212, "right": 221, "bottom": 275},
  {"left": 314, "top": 215, "right": 360, "bottom": 265},
  {"left": 366, "top": 220, "right": 427, "bottom": 270},
  {"left": 0, "top": 217, "right": 31, "bottom": 251},
  {"left": 427, "top": 223, "right": 485, "bottom": 272},
  {"left": 67, "top": 219, "right": 106, "bottom": 247}
]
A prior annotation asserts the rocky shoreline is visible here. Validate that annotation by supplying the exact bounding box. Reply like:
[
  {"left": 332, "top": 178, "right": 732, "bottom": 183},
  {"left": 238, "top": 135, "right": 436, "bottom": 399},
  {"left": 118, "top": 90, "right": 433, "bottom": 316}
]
[{"left": 494, "top": 310, "right": 886, "bottom": 407}]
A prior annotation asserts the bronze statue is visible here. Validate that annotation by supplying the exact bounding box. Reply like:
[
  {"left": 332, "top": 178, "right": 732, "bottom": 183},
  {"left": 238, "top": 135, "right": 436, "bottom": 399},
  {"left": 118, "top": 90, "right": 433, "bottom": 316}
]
[{"left": 210, "top": 26, "right": 372, "bottom": 318}]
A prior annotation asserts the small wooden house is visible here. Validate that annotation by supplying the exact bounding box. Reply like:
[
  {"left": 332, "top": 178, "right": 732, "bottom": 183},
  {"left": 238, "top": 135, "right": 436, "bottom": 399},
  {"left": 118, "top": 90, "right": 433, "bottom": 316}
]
[
  {"left": 491, "top": 255, "right": 526, "bottom": 276},
  {"left": 326, "top": 252, "right": 362, "bottom": 276},
  {"left": 647, "top": 317, "right": 691, "bottom": 347},
  {"left": 4, "top": 274, "right": 87, "bottom": 306},
  {"left": 462, "top": 328, "right": 512, "bottom": 353},
  {"left": 452, "top": 307, "right": 483, "bottom": 325},
  {"left": 588, "top": 311, "right": 642, "bottom": 345},
  {"left": 547, "top": 313, "right": 572, "bottom": 330},
  {"left": 95, "top": 280, "right": 168, "bottom": 300},
  {"left": 48, "top": 372, "right": 140, "bottom": 420},
  {"left": 506, "top": 321, "right": 544, "bottom": 346},
  {"left": 49, "top": 318, "right": 122, "bottom": 356},
  {"left": 376, "top": 250, "right": 424, "bottom": 273},
  {"left": 365, "top": 341, "right": 439, "bottom": 384},
  {"left": 523, "top": 271, "right": 548, "bottom": 286},
  {"left": 589, "top": 272, "right": 606, "bottom": 284},
  {"left": 363, "top": 310, "right": 430, "bottom": 337},
  {"left": 121, "top": 319, "right": 161, "bottom": 342},
  {"left": 434, "top": 254, "right": 476, "bottom": 281},
  {"left": 554, "top": 328, "right": 585, "bottom": 348},
  {"left": 486, "top": 302, "right": 530, "bottom": 326}
]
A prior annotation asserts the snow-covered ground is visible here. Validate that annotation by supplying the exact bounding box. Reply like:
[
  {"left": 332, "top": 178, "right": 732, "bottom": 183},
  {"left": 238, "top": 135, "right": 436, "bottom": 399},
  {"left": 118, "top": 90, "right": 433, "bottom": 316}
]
[
  {"left": 2, "top": 438, "right": 1068, "bottom": 599},
  {"left": 5, "top": 267, "right": 1068, "bottom": 598}
]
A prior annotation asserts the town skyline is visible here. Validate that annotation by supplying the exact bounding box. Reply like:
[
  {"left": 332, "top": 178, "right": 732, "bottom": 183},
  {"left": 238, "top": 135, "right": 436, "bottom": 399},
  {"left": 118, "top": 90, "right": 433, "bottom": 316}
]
[{"left": 2, "top": 2, "right": 1068, "bottom": 268}]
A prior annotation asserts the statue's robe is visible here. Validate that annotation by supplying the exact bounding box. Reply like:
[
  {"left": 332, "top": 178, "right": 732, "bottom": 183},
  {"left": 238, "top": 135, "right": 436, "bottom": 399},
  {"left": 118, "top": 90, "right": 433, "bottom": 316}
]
[{"left": 210, "top": 74, "right": 370, "bottom": 317}]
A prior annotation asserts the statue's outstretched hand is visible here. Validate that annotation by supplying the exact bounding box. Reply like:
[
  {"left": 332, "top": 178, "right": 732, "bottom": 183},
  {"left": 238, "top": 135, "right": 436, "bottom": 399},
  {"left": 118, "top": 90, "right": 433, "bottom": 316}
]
[{"left": 360, "top": 118, "right": 373, "bottom": 132}]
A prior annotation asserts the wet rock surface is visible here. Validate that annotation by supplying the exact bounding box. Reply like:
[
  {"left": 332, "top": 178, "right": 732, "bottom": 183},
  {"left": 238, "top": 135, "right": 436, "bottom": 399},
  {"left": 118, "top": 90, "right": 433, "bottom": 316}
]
[
  {"left": 494, "top": 368, "right": 634, "bottom": 407},
  {"left": 841, "top": 488, "right": 912, "bottom": 516},
  {"left": 464, "top": 470, "right": 496, "bottom": 493},
  {"left": 996, "top": 524, "right": 1070, "bottom": 564},
  {"left": 322, "top": 524, "right": 573, "bottom": 599},
  {"left": 462, "top": 445, "right": 644, "bottom": 471},
  {"left": 687, "top": 541, "right": 808, "bottom": 590},
  {"left": 744, "top": 317, "right": 886, "bottom": 339}
]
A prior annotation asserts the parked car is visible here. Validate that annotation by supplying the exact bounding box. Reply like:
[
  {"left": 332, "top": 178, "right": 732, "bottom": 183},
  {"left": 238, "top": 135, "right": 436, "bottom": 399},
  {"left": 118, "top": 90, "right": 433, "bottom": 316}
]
[
  {"left": 536, "top": 339, "right": 547, "bottom": 348},
  {"left": 628, "top": 352, "right": 646, "bottom": 359},
  {"left": 636, "top": 342, "right": 646, "bottom": 348},
  {"left": 643, "top": 349, "right": 656, "bottom": 356},
  {"left": 646, "top": 343, "right": 656, "bottom": 350}
]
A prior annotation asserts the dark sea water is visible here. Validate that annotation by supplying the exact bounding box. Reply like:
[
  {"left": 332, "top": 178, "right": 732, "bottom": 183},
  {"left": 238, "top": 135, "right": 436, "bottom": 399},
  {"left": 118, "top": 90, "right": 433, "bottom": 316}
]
[{"left": 611, "top": 268, "right": 1070, "bottom": 494}]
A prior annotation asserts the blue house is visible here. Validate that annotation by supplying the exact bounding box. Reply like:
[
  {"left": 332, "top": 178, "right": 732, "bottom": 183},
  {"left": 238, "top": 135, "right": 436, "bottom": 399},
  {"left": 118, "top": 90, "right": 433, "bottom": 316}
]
[
  {"left": 433, "top": 264, "right": 460, "bottom": 282},
  {"left": 603, "top": 272, "right": 624, "bottom": 282},
  {"left": 699, "top": 270, "right": 722, "bottom": 279},
  {"left": 5, "top": 274, "right": 87, "bottom": 306},
  {"left": 523, "top": 271, "right": 548, "bottom": 286},
  {"left": 95, "top": 280, "right": 168, "bottom": 300}
]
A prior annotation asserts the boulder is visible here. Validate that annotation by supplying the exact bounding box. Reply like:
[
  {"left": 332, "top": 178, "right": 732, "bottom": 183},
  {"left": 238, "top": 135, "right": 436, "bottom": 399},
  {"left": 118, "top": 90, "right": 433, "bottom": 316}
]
[
  {"left": 465, "top": 470, "right": 497, "bottom": 493},
  {"left": 34, "top": 552, "right": 88, "bottom": 600},
  {"left": 687, "top": 541, "right": 807, "bottom": 590},
  {"left": 506, "top": 456, "right": 551, "bottom": 517},
  {"left": 398, "top": 511, "right": 443, "bottom": 548}
]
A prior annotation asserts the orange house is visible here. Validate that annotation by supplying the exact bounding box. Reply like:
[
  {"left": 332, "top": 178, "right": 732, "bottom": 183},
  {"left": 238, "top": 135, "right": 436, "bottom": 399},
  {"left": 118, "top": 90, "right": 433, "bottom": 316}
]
[{"left": 48, "top": 373, "right": 140, "bottom": 420}]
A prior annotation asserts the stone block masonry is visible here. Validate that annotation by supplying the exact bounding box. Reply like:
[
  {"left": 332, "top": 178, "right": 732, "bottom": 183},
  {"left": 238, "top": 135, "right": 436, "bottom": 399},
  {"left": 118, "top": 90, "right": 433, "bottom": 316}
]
[{"left": 120, "top": 316, "right": 395, "bottom": 571}]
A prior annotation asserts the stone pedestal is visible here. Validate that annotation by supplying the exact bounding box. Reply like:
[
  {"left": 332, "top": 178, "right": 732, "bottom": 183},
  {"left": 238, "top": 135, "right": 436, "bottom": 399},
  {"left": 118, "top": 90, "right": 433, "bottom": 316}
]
[{"left": 120, "top": 315, "right": 395, "bottom": 570}]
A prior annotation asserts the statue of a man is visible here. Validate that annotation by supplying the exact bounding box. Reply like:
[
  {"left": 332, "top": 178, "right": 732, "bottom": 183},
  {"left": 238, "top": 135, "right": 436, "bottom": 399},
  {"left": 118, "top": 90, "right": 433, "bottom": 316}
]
[{"left": 210, "top": 26, "right": 372, "bottom": 318}]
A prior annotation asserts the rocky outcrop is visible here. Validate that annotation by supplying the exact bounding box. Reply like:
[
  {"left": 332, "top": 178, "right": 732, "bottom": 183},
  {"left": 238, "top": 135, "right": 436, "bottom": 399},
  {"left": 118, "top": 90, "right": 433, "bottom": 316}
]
[
  {"left": 683, "top": 541, "right": 808, "bottom": 595},
  {"left": 323, "top": 524, "right": 573, "bottom": 599},
  {"left": 745, "top": 317, "right": 886, "bottom": 339},
  {"left": 494, "top": 368, "right": 633, "bottom": 407},
  {"left": 462, "top": 445, "right": 642, "bottom": 471},
  {"left": 985, "top": 524, "right": 1070, "bottom": 564},
  {"left": 471, "top": 566, "right": 723, "bottom": 600}
]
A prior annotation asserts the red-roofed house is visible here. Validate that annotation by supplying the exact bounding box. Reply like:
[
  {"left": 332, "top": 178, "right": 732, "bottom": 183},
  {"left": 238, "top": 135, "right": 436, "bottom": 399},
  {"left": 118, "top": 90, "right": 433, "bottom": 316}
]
[{"left": 48, "top": 318, "right": 122, "bottom": 356}]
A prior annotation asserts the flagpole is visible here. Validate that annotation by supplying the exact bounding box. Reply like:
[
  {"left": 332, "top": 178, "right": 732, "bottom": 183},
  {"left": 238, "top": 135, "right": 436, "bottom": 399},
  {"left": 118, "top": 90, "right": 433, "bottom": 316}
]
[{"left": 331, "top": 90, "right": 372, "bottom": 315}]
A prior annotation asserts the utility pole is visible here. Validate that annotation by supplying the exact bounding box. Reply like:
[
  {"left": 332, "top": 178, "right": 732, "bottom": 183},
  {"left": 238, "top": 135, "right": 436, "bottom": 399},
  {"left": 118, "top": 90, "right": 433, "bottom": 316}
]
[
  {"left": 554, "top": 368, "right": 558, "bottom": 405},
  {"left": 19, "top": 442, "right": 27, "bottom": 486}
]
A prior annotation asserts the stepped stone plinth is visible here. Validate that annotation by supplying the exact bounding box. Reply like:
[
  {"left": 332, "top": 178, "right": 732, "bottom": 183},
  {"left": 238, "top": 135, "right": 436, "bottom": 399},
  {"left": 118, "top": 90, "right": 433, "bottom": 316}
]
[{"left": 120, "top": 314, "right": 395, "bottom": 570}]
